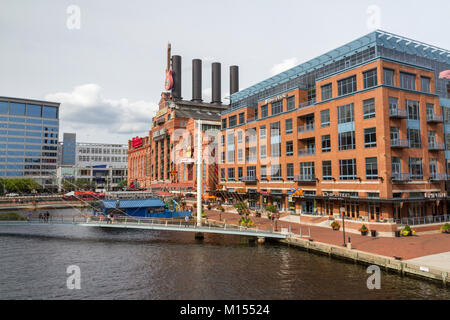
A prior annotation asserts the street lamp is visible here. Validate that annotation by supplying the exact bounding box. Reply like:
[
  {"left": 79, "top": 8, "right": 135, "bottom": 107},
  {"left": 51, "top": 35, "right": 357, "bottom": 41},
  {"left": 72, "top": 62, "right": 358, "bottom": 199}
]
[{"left": 340, "top": 206, "right": 346, "bottom": 247}]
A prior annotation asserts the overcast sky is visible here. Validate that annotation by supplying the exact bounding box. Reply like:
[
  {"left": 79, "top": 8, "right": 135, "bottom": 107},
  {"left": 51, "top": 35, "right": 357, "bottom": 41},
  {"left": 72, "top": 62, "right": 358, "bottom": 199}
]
[{"left": 0, "top": 0, "right": 449, "bottom": 144}]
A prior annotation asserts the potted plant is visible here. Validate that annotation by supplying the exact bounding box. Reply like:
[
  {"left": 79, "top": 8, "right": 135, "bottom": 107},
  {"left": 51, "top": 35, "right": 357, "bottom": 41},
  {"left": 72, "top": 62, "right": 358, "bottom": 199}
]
[
  {"left": 440, "top": 223, "right": 450, "bottom": 234},
  {"left": 401, "top": 224, "right": 412, "bottom": 236},
  {"left": 331, "top": 220, "right": 340, "bottom": 231},
  {"left": 359, "top": 224, "right": 368, "bottom": 236}
]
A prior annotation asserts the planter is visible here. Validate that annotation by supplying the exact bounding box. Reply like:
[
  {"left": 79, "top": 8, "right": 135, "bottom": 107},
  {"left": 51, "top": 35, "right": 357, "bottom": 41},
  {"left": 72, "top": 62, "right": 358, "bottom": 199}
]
[
  {"left": 360, "top": 230, "right": 368, "bottom": 236},
  {"left": 370, "top": 230, "right": 377, "bottom": 237},
  {"left": 395, "top": 230, "right": 401, "bottom": 237},
  {"left": 332, "top": 227, "right": 340, "bottom": 231}
]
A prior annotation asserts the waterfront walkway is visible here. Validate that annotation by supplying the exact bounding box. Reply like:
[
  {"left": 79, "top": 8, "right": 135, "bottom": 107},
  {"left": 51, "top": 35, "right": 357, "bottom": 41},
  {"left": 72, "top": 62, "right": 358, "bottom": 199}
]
[{"left": 204, "top": 210, "right": 450, "bottom": 261}]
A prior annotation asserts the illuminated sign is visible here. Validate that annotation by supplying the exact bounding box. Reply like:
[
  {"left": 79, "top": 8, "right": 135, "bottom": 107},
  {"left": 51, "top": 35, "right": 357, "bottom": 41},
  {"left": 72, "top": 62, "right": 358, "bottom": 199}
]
[
  {"left": 131, "top": 136, "right": 143, "bottom": 148},
  {"left": 264, "top": 93, "right": 288, "bottom": 105}
]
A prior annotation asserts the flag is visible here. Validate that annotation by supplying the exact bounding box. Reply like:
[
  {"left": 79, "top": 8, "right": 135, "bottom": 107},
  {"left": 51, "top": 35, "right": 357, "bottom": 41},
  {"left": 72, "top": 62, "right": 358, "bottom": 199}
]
[{"left": 439, "top": 70, "right": 450, "bottom": 79}]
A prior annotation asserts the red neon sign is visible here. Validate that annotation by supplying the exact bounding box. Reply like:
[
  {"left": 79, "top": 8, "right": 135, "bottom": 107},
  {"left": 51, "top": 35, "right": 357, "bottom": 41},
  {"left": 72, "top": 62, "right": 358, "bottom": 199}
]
[{"left": 132, "top": 136, "right": 143, "bottom": 148}]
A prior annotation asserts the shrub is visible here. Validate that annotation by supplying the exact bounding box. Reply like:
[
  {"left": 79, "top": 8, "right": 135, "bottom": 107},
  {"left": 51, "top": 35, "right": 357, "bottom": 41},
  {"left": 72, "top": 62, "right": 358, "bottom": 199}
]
[
  {"left": 401, "top": 225, "right": 412, "bottom": 236},
  {"left": 441, "top": 223, "right": 450, "bottom": 234},
  {"left": 359, "top": 224, "right": 368, "bottom": 232},
  {"left": 331, "top": 221, "right": 340, "bottom": 230},
  {"left": 0, "top": 212, "right": 26, "bottom": 221}
]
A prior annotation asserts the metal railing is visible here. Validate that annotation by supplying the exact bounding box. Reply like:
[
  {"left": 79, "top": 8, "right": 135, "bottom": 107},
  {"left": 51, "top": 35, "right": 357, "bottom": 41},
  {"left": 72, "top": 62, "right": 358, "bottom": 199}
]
[
  {"left": 429, "top": 173, "right": 448, "bottom": 181},
  {"left": 389, "top": 108, "right": 407, "bottom": 118},
  {"left": 395, "top": 214, "right": 450, "bottom": 226},
  {"left": 392, "top": 173, "right": 411, "bottom": 181},
  {"left": 426, "top": 113, "right": 444, "bottom": 123},
  {"left": 298, "top": 148, "right": 315, "bottom": 157},
  {"left": 428, "top": 142, "right": 445, "bottom": 150},
  {"left": 298, "top": 98, "right": 316, "bottom": 109},
  {"left": 293, "top": 174, "right": 316, "bottom": 182},
  {"left": 297, "top": 123, "right": 314, "bottom": 133},
  {"left": 241, "top": 176, "right": 257, "bottom": 182},
  {"left": 390, "top": 139, "right": 409, "bottom": 148}
]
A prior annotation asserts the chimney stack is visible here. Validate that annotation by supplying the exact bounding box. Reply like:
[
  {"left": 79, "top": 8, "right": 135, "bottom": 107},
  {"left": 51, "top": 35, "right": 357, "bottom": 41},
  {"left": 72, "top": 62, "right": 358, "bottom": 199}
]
[
  {"left": 192, "top": 59, "right": 202, "bottom": 102},
  {"left": 230, "top": 65, "right": 239, "bottom": 95},
  {"left": 172, "top": 55, "right": 182, "bottom": 100},
  {"left": 211, "top": 62, "right": 221, "bottom": 104}
]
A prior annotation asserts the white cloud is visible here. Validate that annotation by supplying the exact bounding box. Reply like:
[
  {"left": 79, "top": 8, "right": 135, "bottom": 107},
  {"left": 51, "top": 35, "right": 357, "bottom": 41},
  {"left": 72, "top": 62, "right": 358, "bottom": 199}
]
[
  {"left": 202, "top": 87, "right": 212, "bottom": 102},
  {"left": 270, "top": 57, "right": 299, "bottom": 76},
  {"left": 45, "top": 84, "right": 158, "bottom": 144}
]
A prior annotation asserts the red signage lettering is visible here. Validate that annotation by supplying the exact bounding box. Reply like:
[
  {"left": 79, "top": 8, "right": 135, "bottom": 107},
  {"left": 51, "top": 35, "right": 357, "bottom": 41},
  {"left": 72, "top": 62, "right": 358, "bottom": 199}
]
[{"left": 132, "top": 136, "right": 143, "bottom": 148}]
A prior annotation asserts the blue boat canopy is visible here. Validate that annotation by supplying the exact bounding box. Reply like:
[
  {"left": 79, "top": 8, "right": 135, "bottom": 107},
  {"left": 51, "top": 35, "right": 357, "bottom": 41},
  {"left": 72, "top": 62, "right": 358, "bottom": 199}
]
[{"left": 101, "top": 198, "right": 166, "bottom": 209}]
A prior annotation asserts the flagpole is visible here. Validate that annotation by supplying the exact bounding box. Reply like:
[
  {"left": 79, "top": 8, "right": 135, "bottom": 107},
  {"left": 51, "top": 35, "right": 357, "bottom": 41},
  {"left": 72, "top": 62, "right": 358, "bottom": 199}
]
[{"left": 196, "top": 119, "right": 202, "bottom": 227}]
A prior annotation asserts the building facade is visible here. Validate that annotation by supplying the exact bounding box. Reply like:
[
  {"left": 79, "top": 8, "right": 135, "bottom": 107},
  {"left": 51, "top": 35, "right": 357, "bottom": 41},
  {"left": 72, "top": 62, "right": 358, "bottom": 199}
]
[
  {"left": 58, "top": 134, "right": 128, "bottom": 191},
  {"left": 217, "top": 30, "right": 450, "bottom": 227},
  {"left": 0, "top": 96, "right": 60, "bottom": 189}
]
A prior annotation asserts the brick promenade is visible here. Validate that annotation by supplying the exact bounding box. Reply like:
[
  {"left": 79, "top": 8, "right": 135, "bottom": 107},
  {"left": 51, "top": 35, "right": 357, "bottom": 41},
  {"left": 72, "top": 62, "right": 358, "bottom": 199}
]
[{"left": 204, "top": 209, "right": 450, "bottom": 260}]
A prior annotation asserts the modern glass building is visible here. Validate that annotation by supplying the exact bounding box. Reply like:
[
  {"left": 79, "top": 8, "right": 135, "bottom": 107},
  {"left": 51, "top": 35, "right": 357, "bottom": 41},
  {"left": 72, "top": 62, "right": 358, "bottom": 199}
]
[{"left": 0, "top": 96, "right": 60, "bottom": 189}]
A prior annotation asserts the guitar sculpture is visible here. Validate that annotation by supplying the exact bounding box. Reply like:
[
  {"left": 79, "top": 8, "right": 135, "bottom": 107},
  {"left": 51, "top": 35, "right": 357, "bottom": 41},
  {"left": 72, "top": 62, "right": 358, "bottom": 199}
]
[{"left": 165, "top": 43, "right": 173, "bottom": 90}]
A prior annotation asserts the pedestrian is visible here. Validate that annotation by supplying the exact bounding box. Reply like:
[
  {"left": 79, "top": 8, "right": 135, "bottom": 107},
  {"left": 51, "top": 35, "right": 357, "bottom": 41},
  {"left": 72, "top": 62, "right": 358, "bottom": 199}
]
[
  {"left": 27, "top": 211, "right": 32, "bottom": 222},
  {"left": 184, "top": 214, "right": 189, "bottom": 227},
  {"left": 45, "top": 211, "right": 50, "bottom": 223},
  {"left": 107, "top": 213, "right": 111, "bottom": 224},
  {"left": 38, "top": 212, "right": 42, "bottom": 222},
  {"left": 110, "top": 213, "right": 114, "bottom": 224}
]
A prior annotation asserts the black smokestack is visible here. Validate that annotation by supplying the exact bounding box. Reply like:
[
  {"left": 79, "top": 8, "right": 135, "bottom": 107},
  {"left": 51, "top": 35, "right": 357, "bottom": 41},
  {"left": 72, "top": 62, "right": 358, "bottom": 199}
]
[
  {"left": 230, "top": 65, "right": 239, "bottom": 95},
  {"left": 172, "top": 55, "right": 182, "bottom": 99},
  {"left": 192, "top": 59, "right": 202, "bottom": 102},
  {"left": 211, "top": 62, "right": 221, "bottom": 104}
]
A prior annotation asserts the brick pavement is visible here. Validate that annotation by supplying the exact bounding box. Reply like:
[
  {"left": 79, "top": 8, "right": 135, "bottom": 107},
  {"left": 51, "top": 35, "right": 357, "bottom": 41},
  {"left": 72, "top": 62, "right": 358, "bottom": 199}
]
[{"left": 204, "top": 210, "right": 450, "bottom": 260}]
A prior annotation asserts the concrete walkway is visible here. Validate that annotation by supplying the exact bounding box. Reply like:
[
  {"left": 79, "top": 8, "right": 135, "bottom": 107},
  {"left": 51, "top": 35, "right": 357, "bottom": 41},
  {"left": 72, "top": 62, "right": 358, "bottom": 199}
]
[
  {"left": 405, "top": 252, "right": 450, "bottom": 273},
  {"left": 205, "top": 210, "right": 450, "bottom": 261}
]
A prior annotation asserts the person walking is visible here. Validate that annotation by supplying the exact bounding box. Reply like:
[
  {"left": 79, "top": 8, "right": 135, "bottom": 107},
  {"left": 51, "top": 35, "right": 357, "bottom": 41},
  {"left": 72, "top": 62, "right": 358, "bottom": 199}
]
[
  {"left": 184, "top": 214, "right": 189, "bottom": 227},
  {"left": 45, "top": 211, "right": 50, "bottom": 223}
]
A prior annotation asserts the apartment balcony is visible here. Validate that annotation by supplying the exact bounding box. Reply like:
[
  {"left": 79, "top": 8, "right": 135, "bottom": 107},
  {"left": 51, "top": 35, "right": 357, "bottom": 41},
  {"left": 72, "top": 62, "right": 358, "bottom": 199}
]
[
  {"left": 294, "top": 174, "right": 316, "bottom": 182},
  {"left": 297, "top": 123, "right": 314, "bottom": 133},
  {"left": 429, "top": 173, "right": 447, "bottom": 181},
  {"left": 298, "top": 149, "right": 315, "bottom": 157},
  {"left": 427, "top": 114, "right": 444, "bottom": 123},
  {"left": 390, "top": 139, "right": 409, "bottom": 148},
  {"left": 428, "top": 142, "right": 445, "bottom": 151},
  {"left": 389, "top": 108, "right": 407, "bottom": 118},
  {"left": 241, "top": 176, "right": 257, "bottom": 184},
  {"left": 392, "top": 173, "right": 411, "bottom": 182}
]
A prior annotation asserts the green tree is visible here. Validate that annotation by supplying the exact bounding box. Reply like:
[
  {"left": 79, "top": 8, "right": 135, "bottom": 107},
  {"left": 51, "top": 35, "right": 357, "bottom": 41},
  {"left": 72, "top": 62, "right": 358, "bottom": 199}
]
[{"left": 118, "top": 180, "right": 128, "bottom": 189}]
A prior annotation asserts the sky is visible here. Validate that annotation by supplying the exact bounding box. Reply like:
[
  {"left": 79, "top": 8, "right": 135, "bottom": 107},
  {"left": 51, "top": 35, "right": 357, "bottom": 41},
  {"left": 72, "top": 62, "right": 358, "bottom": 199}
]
[{"left": 0, "top": 0, "right": 449, "bottom": 144}]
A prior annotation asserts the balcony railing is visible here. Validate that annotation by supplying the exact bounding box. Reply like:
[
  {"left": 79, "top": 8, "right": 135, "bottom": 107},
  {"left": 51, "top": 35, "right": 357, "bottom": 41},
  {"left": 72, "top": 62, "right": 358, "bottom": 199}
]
[
  {"left": 241, "top": 176, "right": 257, "bottom": 183},
  {"left": 389, "top": 108, "right": 407, "bottom": 118},
  {"left": 426, "top": 113, "right": 444, "bottom": 123},
  {"left": 395, "top": 214, "right": 450, "bottom": 227},
  {"left": 294, "top": 174, "right": 316, "bottom": 182},
  {"left": 390, "top": 139, "right": 409, "bottom": 148},
  {"left": 429, "top": 173, "right": 447, "bottom": 181},
  {"left": 298, "top": 98, "right": 316, "bottom": 109},
  {"left": 392, "top": 173, "right": 410, "bottom": 182},
  {"left": 297, "top": 123, "right": 314, "bottom": 133},
  {"left": 428, "top": 142, "right": 445, "bottom": 151},
  {"left": 298, "top": 148, "right": 315, "bottom": 157}
]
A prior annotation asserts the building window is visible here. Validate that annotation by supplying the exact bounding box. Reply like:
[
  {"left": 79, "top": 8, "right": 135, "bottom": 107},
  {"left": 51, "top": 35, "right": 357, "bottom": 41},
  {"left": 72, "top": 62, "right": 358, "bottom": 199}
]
[
  {"left": 426, "top": 103, "right": 434, "bottom": 120},
  {"left": 228, "top": 168, "right": 235, "bottom": 181},
  {"left": 238, "top": 112, "right": 245, "bottom": 124},
  {"left": 408, "top": 128, "right": 421, "bottom": 148},
  {"left": 409, "top": 157, "right": 423, "bottom": 180},
  {"left": 322, "top": 160, "right": 332, "bottom": 180},
  {"left": 221, "top": 152, "right": 225, "bottom": 164},
  {"left": 421, "top": 76, "right": 430, "bottom": 93},
  {"left": 321, "top": 109, "right": 330, "bottom": 127},
  {"left": 220, "top": 135, "right": 225, "bottom": 146},
  {"left": 237, "top": 149, "right": 243, "bottom": 162},
  {"left": 260, "top": 125, "right": 266, "bottom": 139},
  {"left": 286, "top": 96, "right": 295, "bottom": 111},
  {"left": 383, "top": 68, "right": 395, "bottom": 86},
  {"left": 271, "top": 164, "right": 282, "bottom": 181},
  {"left": 285, "top": 118, "right": 293, "bottom": 134},
  {"left": 287, "top": 163, "right": 294, "bottom": 180},
  {"left": 365, "top": 157, "right": 378, "bottom": 180},
  {"left": 300, "top": 162, "right": 315, "bottom": 178},
  {"left": 363, "top": 68, "right": 377, "bottom": 88},
  {"left": 260, "top": 145, "right": 267, "bottom": 159},
  {"left": 286, "top": 141, "right": 293, "bottom": 156},
  {"left": 407, "top": 100, "right": 420, "bottom": 120},
  {"left": 229, "top": 115, "right": 237, "bottom": 127},
  {"left": 270, "top": 122, "right": 281, "bottom": 157},
  {"left": 400, "top": 72, "right": 416, "bottom": 90},
  {"left": 237, "top": 131, "right": 243, "bottom": 144},
  {"left": 220, "top": 168, "right": 225, "bottom": 181},
  {"left": 271, "top": 101, "right": 283, "bottom": 115},
  {"left": 261, "top": 165, "right": 267, "bottom": 181},
  {"left": 247, "top": 166, "right": 256, "bottom": 177},
  {"left": 261, "top": 105, "right": 268, "bottom": 118},
  {"left": 338, "top": 131, "right": 355, "bottom": 150},
  {"left": 337, "top": 75, "right": 357, "bottom": 96},
  {"left": 321, "top": 135, "right": 331, "bottom": 152},
  {"left": 238, "top": 167, "right": 243, "bottom": 181},
  {"left": 338, "top": 103, "right": 354, "bottom": 124},
  {"left": 364, "top": 128, "right": 377, "bottom": 148},
  {"left": 363, "top": 98, "right": 375, "bottom": 119},
  {"left": 339, "top": 159, "right": 357, "bottom": 180},
  {"left": 321, "top": 83, "right": 332, "bottom": 100}
]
